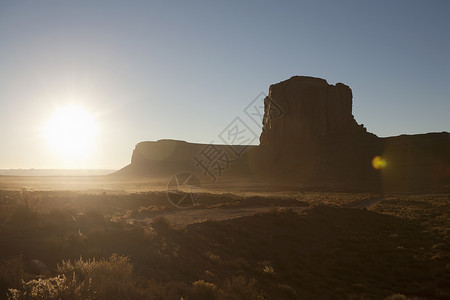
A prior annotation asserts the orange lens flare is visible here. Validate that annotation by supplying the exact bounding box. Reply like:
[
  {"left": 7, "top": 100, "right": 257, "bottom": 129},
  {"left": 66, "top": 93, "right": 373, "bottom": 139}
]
[{"left": 372, "top": 156, "right": 387, "bottom": 170}]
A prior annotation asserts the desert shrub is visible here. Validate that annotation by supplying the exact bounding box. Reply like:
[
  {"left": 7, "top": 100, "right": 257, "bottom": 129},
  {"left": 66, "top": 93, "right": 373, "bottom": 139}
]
[
  {"left": 190, "top": 280, "right": 218, "bottom": 300},
  {"left": 205, "top": 252, "right": 222, "bottom": 264},
  {"left": 259, "top": 207, "right": 295, "bottom": 217},
  {"left": 9, "top": 254, "right": 141, "bottom": 300},
  {"left": 219, "top": 275, "right": 267, "bottom": 300},
  {"left": 57, "top": 254, "right": 136, "bottom": 299},
  {"left": 7, "top": 275, "right": 86, "bottom": 300},
  {"left": 262, "top": 264, "right": 275, "bottom": 275},
  {"left": 261, "top": 207, "right": 280, "bottom": 216}
]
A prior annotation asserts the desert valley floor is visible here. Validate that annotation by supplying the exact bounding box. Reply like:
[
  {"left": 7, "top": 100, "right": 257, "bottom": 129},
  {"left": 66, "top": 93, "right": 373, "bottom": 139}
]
[{"left": 0, "top": 176, "right": 448, "bottom": 299}]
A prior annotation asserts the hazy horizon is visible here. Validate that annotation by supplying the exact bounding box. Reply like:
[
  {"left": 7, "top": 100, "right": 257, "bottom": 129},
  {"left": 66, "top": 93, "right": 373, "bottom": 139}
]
[
  {"left": 1, "top": 0, "right": 449, "bottom": 169},
  {"left": 0, "top": 168, "right": 116, "bottom": 176}
]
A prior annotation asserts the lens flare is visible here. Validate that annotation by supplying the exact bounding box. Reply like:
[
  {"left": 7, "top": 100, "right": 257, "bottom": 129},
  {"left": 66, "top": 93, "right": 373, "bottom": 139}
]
[{"left": 372, "top": 156, "right": 387, "bottom": 170}]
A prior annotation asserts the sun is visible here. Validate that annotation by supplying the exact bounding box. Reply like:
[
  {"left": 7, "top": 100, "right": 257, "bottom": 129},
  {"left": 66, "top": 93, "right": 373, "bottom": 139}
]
[{"left": 42, "top": 105, "right": 98, "bottom": 162}]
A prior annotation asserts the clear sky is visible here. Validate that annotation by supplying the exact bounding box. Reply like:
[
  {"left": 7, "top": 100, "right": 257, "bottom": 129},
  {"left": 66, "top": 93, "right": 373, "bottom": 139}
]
[{"left": 0, "top": 0, "right": 449, "bottom": 169}]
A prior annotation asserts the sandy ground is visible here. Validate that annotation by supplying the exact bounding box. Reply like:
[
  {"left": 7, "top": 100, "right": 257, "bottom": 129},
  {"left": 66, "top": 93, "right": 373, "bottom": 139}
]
[
  {"left": 127, "top": 206, "right": 307, "bottom": 227},
  {"left": 130, "top": 197, "right": 388, "bottom": 227},
  {"left": 1, "top": 177, "right": 448, "bottom": 299}
]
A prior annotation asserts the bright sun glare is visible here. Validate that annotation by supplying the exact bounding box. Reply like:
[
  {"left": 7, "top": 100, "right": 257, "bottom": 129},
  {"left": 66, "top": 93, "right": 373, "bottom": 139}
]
[{"left": 42, "top": 105, "right": 98, "bottom": 162}]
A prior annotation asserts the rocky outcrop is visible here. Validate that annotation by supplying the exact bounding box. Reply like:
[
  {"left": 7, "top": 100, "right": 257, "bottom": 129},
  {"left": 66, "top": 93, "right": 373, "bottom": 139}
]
[
  {"left": 253, "top": 76, "right": 380, "bottom": 188},
  {"left": 260, "top": 76, "right": 368, "bottom": 145}
]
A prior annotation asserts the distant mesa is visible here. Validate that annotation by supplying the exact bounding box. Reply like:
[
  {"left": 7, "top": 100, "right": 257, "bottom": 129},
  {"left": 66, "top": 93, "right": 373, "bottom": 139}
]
[
  {"left": 116, "top": 139, "right": 255, "bottom": 178},
  {"left": 115, "top": 76, "right": 450, "bottom": 192}
]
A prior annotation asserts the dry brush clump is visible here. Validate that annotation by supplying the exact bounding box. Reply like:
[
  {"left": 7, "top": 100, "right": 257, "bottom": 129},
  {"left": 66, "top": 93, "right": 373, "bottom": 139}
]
[
  {"left": 188, "top": 276, "right": 267, "bottom": 300},
  {"left": 7, "top": 254, "right": 137, "bottom": 300},
  {"left": 6, "top": 254, "right": 266, "bottom": 300}
]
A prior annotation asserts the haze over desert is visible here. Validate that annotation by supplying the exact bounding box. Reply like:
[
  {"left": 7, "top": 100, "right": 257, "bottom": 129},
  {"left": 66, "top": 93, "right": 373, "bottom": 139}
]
[{"left": 0, "top": 1, "right": 449, "bottom": 299}]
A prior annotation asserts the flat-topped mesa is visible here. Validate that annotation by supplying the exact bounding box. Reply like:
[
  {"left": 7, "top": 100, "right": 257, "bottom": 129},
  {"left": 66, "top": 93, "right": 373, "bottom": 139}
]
[
  {"left": 131, "top": 139, "right": 191, "bottom": 165},
  {"left": 260, "top": 76, "right": 368, "bottom": 145},
  {"left": 126, "top": 139, "right": 208, "bottom": 177},
  {"left": 118, "top": 139, "right": 255, "bottom": 178}
]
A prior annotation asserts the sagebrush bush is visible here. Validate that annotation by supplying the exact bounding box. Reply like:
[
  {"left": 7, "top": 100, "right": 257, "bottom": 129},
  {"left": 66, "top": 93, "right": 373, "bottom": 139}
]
[
  {"left": 8, "top": 275, "right": 80, "bottom": 300},
  {"left": 190, "top": 280, "right": 217, "bottom": 300},
  {"left": 8, "top": 254, "right": 140, "bottom": 300},
  {"left": 57, "top": 254, "right": 135, "bottom": 299},
  {"left": 219, "top": 275, "right": 266, "bottom": 300}
]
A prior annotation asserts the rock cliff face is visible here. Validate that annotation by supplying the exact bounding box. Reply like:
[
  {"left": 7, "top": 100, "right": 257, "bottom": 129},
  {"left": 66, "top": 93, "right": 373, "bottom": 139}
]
[
  {"left": 253, "top": 76, "right": 380, "bottom": 188},
  {"left": 260, "top": 76, "right": 368, "bottom": 145}
]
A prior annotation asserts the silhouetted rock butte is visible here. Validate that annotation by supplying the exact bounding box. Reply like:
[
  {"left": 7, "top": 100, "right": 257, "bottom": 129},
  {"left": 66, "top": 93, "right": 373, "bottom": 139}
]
[
  {"left": 117, "top": 139, "right": 255, "bottom": 179},
  {"left": 253, "top": 76, "right": 381, "bottom": 189},
  {"left": 116, "top": 76, "right": 450, "bottom": 192},
  {"left": 260, "top": 76, "right": 368, "bottom": 145}
]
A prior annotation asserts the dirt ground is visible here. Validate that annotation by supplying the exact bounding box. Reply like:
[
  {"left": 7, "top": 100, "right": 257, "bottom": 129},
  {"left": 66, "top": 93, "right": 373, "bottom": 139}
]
[{"left": 0, "top": 176, "right": 449, "bottom": 299}]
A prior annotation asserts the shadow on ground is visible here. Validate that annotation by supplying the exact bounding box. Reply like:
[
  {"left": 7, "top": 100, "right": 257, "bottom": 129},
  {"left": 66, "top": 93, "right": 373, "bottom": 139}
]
[{"left": 0, "top": 191, "right": 448, "bottom": 299}]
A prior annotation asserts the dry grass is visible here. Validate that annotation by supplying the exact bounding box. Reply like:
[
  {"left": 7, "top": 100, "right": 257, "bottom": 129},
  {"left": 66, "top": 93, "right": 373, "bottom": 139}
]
[{"left": 0, "top": 190, "right": 449, "bottom": 299}]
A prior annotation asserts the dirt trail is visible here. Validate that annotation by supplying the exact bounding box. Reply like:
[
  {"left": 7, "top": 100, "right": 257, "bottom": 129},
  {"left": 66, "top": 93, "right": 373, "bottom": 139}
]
[
  {"left": 345, "top": 197, "right": 385, "bottom": 209},
  {"left": 129, "top": 206, "right": 307, "bottom": 227},
  {"left": 128, "top": 197, "right": 387, "bottom": 227}
]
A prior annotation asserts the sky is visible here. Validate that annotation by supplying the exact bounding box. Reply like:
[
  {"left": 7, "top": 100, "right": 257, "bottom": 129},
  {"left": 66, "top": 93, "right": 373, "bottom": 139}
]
[{"left": 0, "top": 0, "right": 449, "bottom": 170}]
